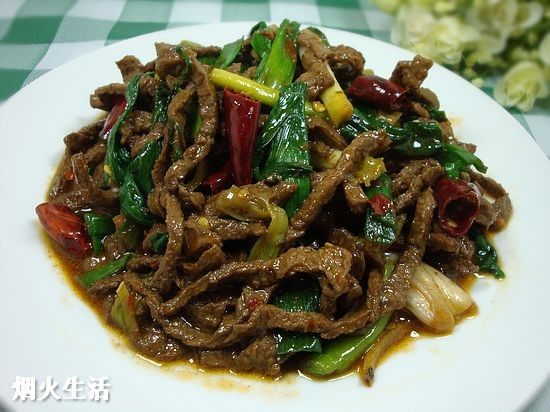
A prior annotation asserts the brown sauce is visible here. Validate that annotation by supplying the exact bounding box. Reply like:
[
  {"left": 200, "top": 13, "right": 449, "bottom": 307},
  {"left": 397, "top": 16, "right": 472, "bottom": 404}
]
[{"left": 43, "top": 155, "right": 484, "bottom": 385}]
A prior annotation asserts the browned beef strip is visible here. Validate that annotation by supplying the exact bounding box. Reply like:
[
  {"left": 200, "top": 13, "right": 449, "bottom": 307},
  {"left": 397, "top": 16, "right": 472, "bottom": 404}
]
[
  {"left": 327, "top": 44, "right": 365, "bottom": 82},
  {"left": 185, "top": 44, "right": 221, "bottom": 58},
  {"left": 198, "top": 335, "right": 281, "bottom": 376},
  {"left": 468, "top": 170, "right": 512, "bottom": 230},
  {"left": 204, "top": 217, "right": 266, "bottom": 240},
  {"left": 325, "top": 227, "right": 366, "bottom": 280},
  {"left": 183, "top": 300, "right": 230, "bottom": 332},
  {"left": 296, "top": 61, "right": 335, "bottom": 100},
  {"left": 297, "top": 29, "right": 330, "bottom": 70},
  {"left": 116, "top": 55, "right": 145, "bottom": 82},
  {"left": 51, "top": 152, "right": 119, "bottom": 211},
  {"left": 150, "top": 193, "right": 185, "bottom": 291},
  {"left": 390, "top": 55, "right": 433, "bottom": 91},
  {"left": 163, "top": 55, "right": 218, "bottom": 192},
  {"left": 103, "top": 232, "right": 128, "bottom": 260},
  {"left": 297, "top": 29, "right": 364, "bottom": 82},
  {"left": 182, "top": 218, "right": 222, "bottom": 257},
  {"left": 308, "top": 116, "right": 347, "bottom": 150},
  {"left": 89, "top": 273, "right": 124, "bottom": 296},
  {"left": 468, "top": 170, "right": 507, "bottom": 198},
  {"left": 393, "top": 159, "right": 443, "bottom": 213},
  {"left": 127, "top": 255, "right": 161, "bottom": 272},
  {"left": 64, "top": 120, "right": 103, "bottom": 154},
  {"left": 381, "top": 188, "right": 436, "bottom": 312},
  {"left": 286, "top": 130, "right": 391, "bottom": 245},
  {"left": 476, "top": 197, "right": 497, "bottom": 227},
  {"left": 427, "top": 232, "right": 461, "bottom": 254},
  {"left": 119, "top": 110, "right": 151, "bottom": 146},
  {"left": 415, "top": 87, "right": 439, "bottom": 109},
  {"left": 161, "top": 244, "right": 359, "bottom": 318},
  {"left": 130, "top": 322, "right": 186, "bottom": 361},
  {"left": 90, "top": 83, "right": 126, "bottom": 111},
  {"left": 155, "top": 42, "right": 187, "bottom": 80},
  {"left": 491, "top": 194, "right": 512, "bottom": 231},
  {"left": 180, "top": 245, "right": 226, "bottom": 278},
  {"left": 342, "top": 177, "right": 370, "bottom": 214}
]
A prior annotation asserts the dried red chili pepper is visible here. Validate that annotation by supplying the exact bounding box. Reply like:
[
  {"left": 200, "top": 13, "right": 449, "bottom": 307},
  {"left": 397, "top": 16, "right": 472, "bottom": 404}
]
[
  {"left": 35, "top": 202, "right": 91, "bottom": 256},
  {"left": 223, "top": 89, "right": 261, "bottom": 185},
  {"left": 347, "top": 75, "right": 407, "bottom": 111},
  {"left": 434, "top": 177, "right": 480, "bottom": 236}
]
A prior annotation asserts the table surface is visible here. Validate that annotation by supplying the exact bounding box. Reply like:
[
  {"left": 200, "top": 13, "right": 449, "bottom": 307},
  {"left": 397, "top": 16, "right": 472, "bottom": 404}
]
[{"left": 0, "top": 1, "right": 548, "bottom": 411}]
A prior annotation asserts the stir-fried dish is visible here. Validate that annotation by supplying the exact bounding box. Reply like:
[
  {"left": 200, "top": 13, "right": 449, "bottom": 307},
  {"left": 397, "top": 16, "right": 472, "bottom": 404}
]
[{"left": 36, "top": 21, "right": 511, "bottom": 384}]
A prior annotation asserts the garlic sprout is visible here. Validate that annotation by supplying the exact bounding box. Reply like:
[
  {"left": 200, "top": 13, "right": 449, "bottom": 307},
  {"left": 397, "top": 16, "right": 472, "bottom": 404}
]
[{"left": 405, "top": 263, "right": 473, "bottom": 333}]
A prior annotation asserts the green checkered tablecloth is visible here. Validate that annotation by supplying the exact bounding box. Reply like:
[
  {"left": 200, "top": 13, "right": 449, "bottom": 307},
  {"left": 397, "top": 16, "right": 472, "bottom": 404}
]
[{"left": 0, "top": 0, "right": 548, "bottom": 410}]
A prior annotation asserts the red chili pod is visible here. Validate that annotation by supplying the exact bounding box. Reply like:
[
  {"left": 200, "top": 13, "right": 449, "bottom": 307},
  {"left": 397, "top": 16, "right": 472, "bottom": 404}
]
[
  {"left": 100, "top": 97, "right": 126, "bottom": 138},
  {"left": 347, "top": 75, "right": 407, "bottom": 111},
  {"left": 369, "top": 193, "right": 392, "bottom": 216},
  {"left": 223, "top": 89, "right": 261, "bottom": 186},
  {"left": 202, "top": 162, "right": 233, "bottom": 195},
  {"left": 434, "top": 177, "right": 480, "bottom": 237},
  {"left": 35, "top": 202, "right": 92, "bottom": 256}
]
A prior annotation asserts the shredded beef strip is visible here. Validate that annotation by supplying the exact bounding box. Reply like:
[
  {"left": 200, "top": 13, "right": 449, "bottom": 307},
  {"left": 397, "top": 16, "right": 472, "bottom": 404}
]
[
  {"left": 286, "top": 130, "right": 391, "bottom": 245},
  {"left": 163, "top": 54, "right": 218, "bottom": 192},
  {"left": 343, "top": 177, "right": 371, "bottom": 214},
  {"left": 308, "top": 116, "right": 348, "bottom": 150},
  {"left": 150, "top": 193, "right": 185, "bottom": 291},
  {"left": 160, "top": 244, "right": 359, "bottom": 317},
  {"left": 116, "top": 55, "right": 145, "bottom": 82},
  {"left": 393, "top": 159, "right": 443, "bottom": 213},
  {"left": 390, "top": 55, "right": 433, "bottom": 92},
  {"left": 380, "top": 188, "right": 436, "bottom": 313},
  {"left": 296, "top": 60, "right": 335, "bottom": 100}
]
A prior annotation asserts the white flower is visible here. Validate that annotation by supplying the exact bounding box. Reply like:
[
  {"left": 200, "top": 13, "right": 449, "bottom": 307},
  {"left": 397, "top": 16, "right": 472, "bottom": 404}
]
[
  {"left": 467, "top": 0, "right": 518, "bottom": 35},
  {"left": 514, "top": 2, "right": 544, "bottom": 30},
  {"left": 391, "top": 6, "right": 436, "bottom": 48},
  {"left": 539, "top": 32, "right": 550, "bottom": 67},
  {"left": 494, "top": 61, "right": 549, "bottom": 111},
  {"left": 466, "top": 33, "right": 507, "bottom": 66},
  {"left": 393, "top": 7, "right": 478, "bottom": 66}
]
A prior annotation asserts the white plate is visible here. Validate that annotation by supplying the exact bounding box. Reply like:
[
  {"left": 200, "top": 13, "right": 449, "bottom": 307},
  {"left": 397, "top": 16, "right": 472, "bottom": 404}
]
[{"left": 1, "top": 22, "right": 549, "bottom": 412}]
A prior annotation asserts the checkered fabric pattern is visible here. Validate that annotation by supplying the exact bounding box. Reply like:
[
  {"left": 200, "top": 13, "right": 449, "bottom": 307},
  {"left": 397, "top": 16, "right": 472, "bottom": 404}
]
[{"left": 0, "top": 0, "right": 548, "bottom": 408}]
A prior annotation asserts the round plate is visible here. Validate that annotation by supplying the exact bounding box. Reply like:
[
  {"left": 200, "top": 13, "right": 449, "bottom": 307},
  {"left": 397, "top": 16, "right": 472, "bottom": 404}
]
[{"left": 1, "top": 22, "right": 549, "bottom": 412}]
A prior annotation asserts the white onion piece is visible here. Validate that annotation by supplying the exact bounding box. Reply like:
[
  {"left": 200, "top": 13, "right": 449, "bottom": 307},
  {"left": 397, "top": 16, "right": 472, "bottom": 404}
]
[{"left": 405, "top": 263, "right": 473, "bottom": 333}]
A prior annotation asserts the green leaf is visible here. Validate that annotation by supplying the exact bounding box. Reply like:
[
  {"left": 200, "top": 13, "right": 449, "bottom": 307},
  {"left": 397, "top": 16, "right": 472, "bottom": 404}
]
[
  {"left": 254, "top": 19, "right": 300, "bottom": 90},
  {"left": 151, "top": 85, "right": 170, "bottom": 125},
  {"left": 213, "top": 37, "right": 243, "bottom": 69},
  {"left": 120, "top": 173, "right": 156, "bottom": 226},
  {"left": 299, "top": 313, "right": 391, "bottom": 376},
  {"left": 174, "top": 45, "right": 190, "bottom": 79},
  {"left": 363, "top": 173, "right": 397, "bottom": 245},
  {"left": 390, "top": 120, "right": 443, "bottom": 157},
  {"left": 250, "top": 32, "right": 271, "bottom": 60},
  {"left": 469, "top": 225, "right": 505, "bottom": 279},
  {"left": 150, "top": 232, "right": 168, "bottom": 255},
  {"left": 80, "top": 254, "right": 133, "bottom": 288},
  {"left": 272, "top": 277, "right": 322, "bottom": 355},
  {"left": 128, "top": 140, "right": 162, "bottom": 195},
  {"left": 307, "top": 27, "right": 330, "bottom": 46},
  {"left": 105, "top": 74, "right": 143, "bottom": 184},
  {"left": 84, "top": 213, "right": 115, "bottom": 254},
  {"left": 257, "top": 82, "right": 311, "bottom": 177},
  {"left": 427, "top": 106, "right": 447, "bottom": 121},
  {"left": 283, "top": 174, "right": 310, "bottom": 218},
  {"left": 437, "top": 143, "right": 488, "bottom": 179},
  {"left": 339, "top": 107, "right": 406, "bottom": 142},
  {"left": 249, "top": 21, "right": 267, "bottom": 35}
]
